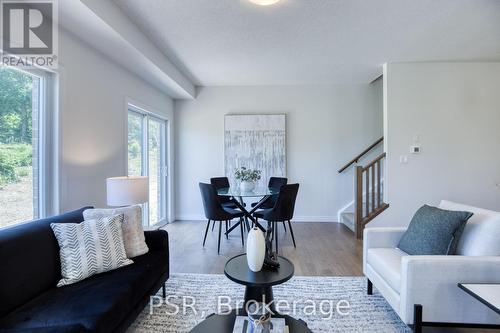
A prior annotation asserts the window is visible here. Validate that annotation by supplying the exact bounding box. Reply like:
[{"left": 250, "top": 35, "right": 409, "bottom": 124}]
[
  {"left": 0, "top": 65, "right": 56, "bottom": 228},
  {"left": 127, "top": 106, "right": 167, "bottom": 226}
]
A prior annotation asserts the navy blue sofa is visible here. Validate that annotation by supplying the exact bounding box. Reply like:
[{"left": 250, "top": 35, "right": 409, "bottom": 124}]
[{"left": 0, "top": 207, "right": 169, "bottom": 333}]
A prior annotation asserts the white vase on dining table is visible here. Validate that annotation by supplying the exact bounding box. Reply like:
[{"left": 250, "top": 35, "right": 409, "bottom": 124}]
[{"left": 240, "top": 180, "right": 255, "bottom": 192}]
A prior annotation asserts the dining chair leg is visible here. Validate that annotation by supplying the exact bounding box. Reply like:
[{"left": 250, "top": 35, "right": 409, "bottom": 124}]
[
  {"left": 218, "top": 221, "right": 222, "bottom": 255},
  {"left": 225, "top": 221, "right": 229, "bottom": 240},
  {"left": 240, "top": 218, "right": 245, "bottom": 246},
  {"left": 283, "top": 221, "right": 287, "bottom": 232},
  {"left": 274, "top": 222, "right": 279, "bottom": 254},
  {"left": 212, "top": 220, "right": 215, "bottom": 231},
  {"left": 203, "top": 219, "right": 210, "bottom": 247},
  {"left": 288, "top": 220, "right": 296, "bottom": 248}
]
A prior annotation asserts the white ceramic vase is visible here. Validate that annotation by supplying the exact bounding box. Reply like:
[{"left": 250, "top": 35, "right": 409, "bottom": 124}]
[
  {"left": 246, "top": 227, "right": 265, "bottom": 272},
  {"left": 240, "top": 180, "right": 255, "bottom": 192}
]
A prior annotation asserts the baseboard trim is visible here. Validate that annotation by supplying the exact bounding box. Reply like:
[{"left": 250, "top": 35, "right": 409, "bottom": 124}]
[
  {"left": 174, "top": 215, "right": 340, "bottom": 223},
  {"left": 292, "top": 216, "right": 339, "bottom": 223}
]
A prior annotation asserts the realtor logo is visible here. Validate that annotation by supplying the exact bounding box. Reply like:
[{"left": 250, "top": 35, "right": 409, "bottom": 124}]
[{"left": 1, "top": 0, "right": 58, "bottom": 68}]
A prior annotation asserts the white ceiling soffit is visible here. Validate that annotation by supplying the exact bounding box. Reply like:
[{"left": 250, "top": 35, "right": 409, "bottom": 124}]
[
  {"left": 113, "top": 0, "right": 500, "bottom": 86},
  {"left": 59, "top": 0, "right": 195, "bottom": 99}
]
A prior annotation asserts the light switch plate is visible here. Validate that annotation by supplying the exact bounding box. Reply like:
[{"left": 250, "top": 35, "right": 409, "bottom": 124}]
[
  {"left": 411, "top": 146, "right": 421, "bottom": 154},
  {"left": 400, "top": 155, "right": 408, "bottom": 164}
]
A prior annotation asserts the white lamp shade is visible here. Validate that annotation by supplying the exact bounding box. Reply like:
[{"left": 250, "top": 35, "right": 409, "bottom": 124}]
[{"left": 107, "top": 176, "right": 148, "bottom": 206}]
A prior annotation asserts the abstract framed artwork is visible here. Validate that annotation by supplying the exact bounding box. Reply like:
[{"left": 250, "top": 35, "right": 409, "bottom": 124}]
[{"left": 224, "top": 114, "right": 286, "bottom": 188}]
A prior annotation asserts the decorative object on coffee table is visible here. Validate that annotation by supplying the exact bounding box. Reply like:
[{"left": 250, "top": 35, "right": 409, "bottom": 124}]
[
  {"left": 245, "top": 302, "right": 277, "bottom": 333},
  {"left": 264, "top": 227, "right": 280, "bottom": 269},
  {"left": 247, "top": 227, "right": 266, "bottom": 272},
  {"left": 191, "top": 311, "right": 310, "bottom": 333}
]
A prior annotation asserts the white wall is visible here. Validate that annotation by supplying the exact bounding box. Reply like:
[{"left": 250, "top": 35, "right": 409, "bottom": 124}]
[
  {"left": 57, "top": 29, "right": 175, "bottom": 220},
  {"left": 174, "top": 84, "right": 383, "bottom": 221},
  {"left": 373, "top": 62, "right": 500, "bottom": 227}
]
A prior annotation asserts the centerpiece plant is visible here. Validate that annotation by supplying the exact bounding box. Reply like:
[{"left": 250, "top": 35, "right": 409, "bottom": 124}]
[{"left": 234, "top": 167, "right": 261, "bottom": 191}]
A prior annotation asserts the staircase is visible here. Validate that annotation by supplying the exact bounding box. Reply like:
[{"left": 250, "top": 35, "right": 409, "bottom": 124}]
[
  {"left": 338, "top": 138, "right": 389, "bottom": 239},
  {"left": 340, "top": 211, "right": 356, "bottom": 231},
  {"left": 340, "top": 182, "right": 384, "bottom": 232}
]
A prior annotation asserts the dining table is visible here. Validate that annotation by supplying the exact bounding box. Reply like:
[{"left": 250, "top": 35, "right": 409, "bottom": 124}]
[{"left": 217, "top": 186, "right": 279, "bottom": 235}]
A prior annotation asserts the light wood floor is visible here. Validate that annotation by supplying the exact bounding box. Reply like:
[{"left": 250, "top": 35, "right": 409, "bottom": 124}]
[
  {"left": 162, "top": 221, "right": 494, "bottom": 333},
  {"left": 163, "top": 220, "right": 363, "bottom": 276}
]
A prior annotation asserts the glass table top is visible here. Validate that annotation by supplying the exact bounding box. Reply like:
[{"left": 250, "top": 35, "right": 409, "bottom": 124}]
[{"left": 217, "top": 187, "right": 279, "bottom": 197}]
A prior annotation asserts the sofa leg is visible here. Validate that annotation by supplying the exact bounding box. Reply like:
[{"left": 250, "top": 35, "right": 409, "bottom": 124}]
[
  {"left": 413, "top": 304, "right": 423, "bottom": 333},
  {"left": 162, "top": 283, "right": 166, "bottom": 298},
  {"left": 367, "top": 279, "right": 373, "bottom": 295}
]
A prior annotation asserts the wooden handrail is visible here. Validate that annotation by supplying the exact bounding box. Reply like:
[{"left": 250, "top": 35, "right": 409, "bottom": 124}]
[
  {"left": 362, "top": 152, "right": 386, "bottom": 172},
  {"left": 338, "top": 137, "right": 384, "bottom": 173}
]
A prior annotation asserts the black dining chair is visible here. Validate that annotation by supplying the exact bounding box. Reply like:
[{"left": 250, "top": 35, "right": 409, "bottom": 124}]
[
  {"left": 253, "top": 184, "right": 299, "bottom": 254},
  {"left": 199, "top": 183, "right": 245, "bottom": 254},
  {"left": 251, "top": 177, "right": 288, "bottom": 231},
  {"left": 251, "top": 177, "right": 288, "bottom": 209},
  {"left": 210, "top": 177, "right": 238, "bottom": 208},
  {"left": 210, "top": 177, "right": 240, "bottom": 230}
]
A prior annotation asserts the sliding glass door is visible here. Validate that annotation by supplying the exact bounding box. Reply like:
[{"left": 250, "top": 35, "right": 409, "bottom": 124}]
[{"left": 127, "top": 108, "right": 167, "bottom": 226}]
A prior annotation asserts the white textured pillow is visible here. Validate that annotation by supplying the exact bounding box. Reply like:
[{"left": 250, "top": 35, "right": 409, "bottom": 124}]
[
  {"left": 439, "top": 200, "right": 500, "bottom": 256},
  {"left": 83, "top": 205, "right": 149, "bottom": 258},
  {"left": 51, "top": 214, "right": 133, "bottom": 287}
]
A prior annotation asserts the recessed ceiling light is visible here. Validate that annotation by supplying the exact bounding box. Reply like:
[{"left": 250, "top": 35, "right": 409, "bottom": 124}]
[{"left": 249, "top": 0, "right": 281, "bottom": 6}]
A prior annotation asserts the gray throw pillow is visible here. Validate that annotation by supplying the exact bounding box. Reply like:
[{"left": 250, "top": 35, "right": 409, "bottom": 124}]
[
  {"left": 83, "top": 205, "right": 148, "bottom": 258},
  {"left": 398, "top": 205, "right": 473, "bottom": 255}
]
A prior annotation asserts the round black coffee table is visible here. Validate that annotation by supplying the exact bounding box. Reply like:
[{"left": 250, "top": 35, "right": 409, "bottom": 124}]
[
  {"left": 190, "top": 254, "right": 311, "bottom": 333},
  {"left": 224, "top": 253, "right": 294, "bottom": 310}
]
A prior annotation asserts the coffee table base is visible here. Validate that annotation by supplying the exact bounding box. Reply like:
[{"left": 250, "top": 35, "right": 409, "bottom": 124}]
[{"left": 244, "top": 285, "right": 275, "bottom": 311}]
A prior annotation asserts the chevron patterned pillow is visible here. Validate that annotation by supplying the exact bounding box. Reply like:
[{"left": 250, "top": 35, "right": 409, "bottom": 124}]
[{"left": 51, "top": 214, "right": 133, "bottom": 287}]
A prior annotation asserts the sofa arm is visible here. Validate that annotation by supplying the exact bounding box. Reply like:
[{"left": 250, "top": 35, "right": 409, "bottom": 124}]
[
  {"left": 400, "top": 256, "right": 500, "bottom": 325},
  {"left": 144, "top": 230, "right": 169, "bottom": 252},
  {"left": 363, "top": 227, "right": 407, "bottom": 273}
]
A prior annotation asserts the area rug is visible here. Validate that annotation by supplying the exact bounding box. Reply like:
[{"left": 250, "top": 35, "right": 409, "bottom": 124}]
[{"left": 128, "top": 273, "right": 410, "bottom": 333}]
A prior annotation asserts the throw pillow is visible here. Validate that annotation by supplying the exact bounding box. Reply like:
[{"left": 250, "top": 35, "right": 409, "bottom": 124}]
[
  {"left": 83, "top": 205, "right": 148, "bottom": 258},
  {"left": 398, "top": 205, "right": 473, "bottom": 255},
  {"left": 439, "top": 200, "right": 500, "bottom": 256},
  {"left": 51, "top": 214, "right": 133, "bottom": 287}
]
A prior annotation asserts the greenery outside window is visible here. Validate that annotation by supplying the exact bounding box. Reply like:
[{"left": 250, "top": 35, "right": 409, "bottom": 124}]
[
  {"left": 128, "top": 106, "right": 167, "bottom": 227},
  {"left": 0, "top": 65, "right": 57, "bottom": 228}
]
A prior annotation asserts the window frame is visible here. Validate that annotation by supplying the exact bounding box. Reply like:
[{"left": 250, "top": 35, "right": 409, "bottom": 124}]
[
  {"left": 0, "top": 65, "right": 58, "bottom": 226},
  {"left": 126, "top": 103, "right": 169, "bottom": 227}
]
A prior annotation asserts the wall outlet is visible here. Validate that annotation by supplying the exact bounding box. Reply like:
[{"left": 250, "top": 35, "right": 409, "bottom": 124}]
[{"left": 400, "top": 155, "right": 408, "bottom": 164}]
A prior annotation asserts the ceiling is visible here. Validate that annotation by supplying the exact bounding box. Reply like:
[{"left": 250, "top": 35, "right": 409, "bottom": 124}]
[{"left": 113, "top": 0, "right": 500, "bottom": 86}]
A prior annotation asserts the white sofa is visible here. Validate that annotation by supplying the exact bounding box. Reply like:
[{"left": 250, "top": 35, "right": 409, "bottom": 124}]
[{"left": 363, "top": 200, "right": 500, "bottom": 332}]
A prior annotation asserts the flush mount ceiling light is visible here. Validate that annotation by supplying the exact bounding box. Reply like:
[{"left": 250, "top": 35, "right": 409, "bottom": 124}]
[{"left": 249, "top": 0, "right": 281, "bottom": 6}]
